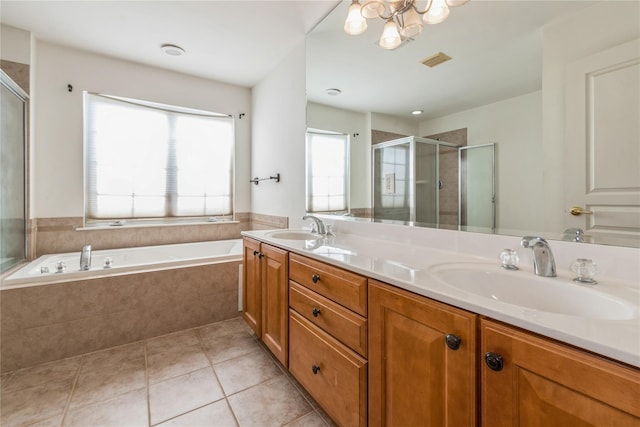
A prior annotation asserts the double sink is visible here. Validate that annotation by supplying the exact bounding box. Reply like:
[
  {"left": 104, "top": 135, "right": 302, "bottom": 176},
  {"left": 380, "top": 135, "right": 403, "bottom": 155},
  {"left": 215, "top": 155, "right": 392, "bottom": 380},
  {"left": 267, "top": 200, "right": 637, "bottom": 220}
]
[{"left": 264, "top": 229, "right": 638, "bottom": 322}]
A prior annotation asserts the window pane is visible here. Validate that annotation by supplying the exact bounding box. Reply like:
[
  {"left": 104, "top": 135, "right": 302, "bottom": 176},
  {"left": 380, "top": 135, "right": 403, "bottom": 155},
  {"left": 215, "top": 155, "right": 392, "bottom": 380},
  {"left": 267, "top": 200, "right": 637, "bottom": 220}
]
[
  {"left": 306, "top": 131, "right": 348, "bottom": 212},
  {"left": 175, "top": 115, "right": 233, "bottom": 215},
  {"left": 85, "top": 93, "right": 234, "bottom": 220}
]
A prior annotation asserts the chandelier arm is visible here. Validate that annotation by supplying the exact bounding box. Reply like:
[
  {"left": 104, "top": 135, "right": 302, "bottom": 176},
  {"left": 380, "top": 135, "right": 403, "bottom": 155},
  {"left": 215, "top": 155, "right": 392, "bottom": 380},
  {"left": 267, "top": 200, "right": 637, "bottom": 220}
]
[
  {"left": 376, "top": 0, "right": 416, "bottom": 21},
  {"left": 412, "top": 0, "right": 434, "bottom": 15}
]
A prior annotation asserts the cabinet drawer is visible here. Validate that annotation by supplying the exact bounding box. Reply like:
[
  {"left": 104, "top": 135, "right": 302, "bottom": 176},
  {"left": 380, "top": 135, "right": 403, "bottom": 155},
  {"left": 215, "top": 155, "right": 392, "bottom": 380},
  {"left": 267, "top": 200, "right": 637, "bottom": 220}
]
[
  {"left": 289, "top": 253, "right": 367, "bottom": 316},
  {"left": 290, "top": 281, "right": 367, "bottom": 357},
  {"left": 289, "top": 310, "right": 367, "bottom": 427}
]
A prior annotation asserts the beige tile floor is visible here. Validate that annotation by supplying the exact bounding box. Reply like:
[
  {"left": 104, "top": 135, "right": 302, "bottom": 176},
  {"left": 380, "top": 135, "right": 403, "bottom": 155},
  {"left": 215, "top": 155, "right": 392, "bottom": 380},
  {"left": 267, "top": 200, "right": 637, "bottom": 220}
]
[{"left": 0, "top": 317, "right": 335, "bottom": 427}]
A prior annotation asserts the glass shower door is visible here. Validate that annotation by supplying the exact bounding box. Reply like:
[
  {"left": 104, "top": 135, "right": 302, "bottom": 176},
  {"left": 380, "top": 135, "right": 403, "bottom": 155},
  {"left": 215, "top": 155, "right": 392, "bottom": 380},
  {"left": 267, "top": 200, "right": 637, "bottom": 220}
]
[
  {"left": 373, "top": 141, "right": 411, "bottom": 221},
  {"left": 1, "top": 71, "right": 28, "bottom": 272},
  {"left": 459, "top": 143, "right": 495, "bottom": 231}
]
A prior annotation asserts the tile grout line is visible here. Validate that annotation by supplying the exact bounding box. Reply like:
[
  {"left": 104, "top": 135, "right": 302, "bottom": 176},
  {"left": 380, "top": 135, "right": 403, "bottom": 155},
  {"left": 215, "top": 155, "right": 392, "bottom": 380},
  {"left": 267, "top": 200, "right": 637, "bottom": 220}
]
[
  {"left": 144, "top": 340, "right": 151, "bottom": 427},
  {"left": 58, "top": 354, "right": 85, "bottom": 426},
  {"left": 195, "top": 326, "right": 241, "bottom": 427}
]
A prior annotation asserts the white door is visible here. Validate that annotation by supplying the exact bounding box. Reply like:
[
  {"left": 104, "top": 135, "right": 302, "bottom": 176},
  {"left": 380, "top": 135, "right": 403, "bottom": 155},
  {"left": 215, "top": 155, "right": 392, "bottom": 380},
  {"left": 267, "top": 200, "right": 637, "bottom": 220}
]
[{"left": 565, "top": 38, "right": 640, "bottom": 246}]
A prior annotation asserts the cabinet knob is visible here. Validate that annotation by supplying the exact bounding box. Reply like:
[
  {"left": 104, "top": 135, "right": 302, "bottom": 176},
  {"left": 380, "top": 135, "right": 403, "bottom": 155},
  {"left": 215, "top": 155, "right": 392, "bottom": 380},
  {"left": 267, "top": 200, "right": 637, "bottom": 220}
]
[
  {"left": 312, "top": 364, "right": 321, "bottom": 375},
  {"left": 253, "top": 250, "right": 259, "bottom": 256},
  {"left": 484, "top": 352, "right": 504, "bottom": 371},
  {"left": 311, "top": 274, "right": 320, "bottom": 283},
  {"left": 445, "top": 334, "right": 461, "bottom": 350},
  {"left": 312, "top": 307, "right": 321, "bottom": 317},
  {"left": 258, "top": 252, "right": 264, "bottom": 259}
]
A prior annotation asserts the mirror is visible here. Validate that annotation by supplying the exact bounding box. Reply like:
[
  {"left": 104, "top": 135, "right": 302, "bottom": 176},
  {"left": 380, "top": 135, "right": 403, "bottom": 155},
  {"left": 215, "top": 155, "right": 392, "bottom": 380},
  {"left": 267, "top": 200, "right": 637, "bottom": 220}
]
[{"left": 306, "top": 0, "right": 640, "bottom": 247}]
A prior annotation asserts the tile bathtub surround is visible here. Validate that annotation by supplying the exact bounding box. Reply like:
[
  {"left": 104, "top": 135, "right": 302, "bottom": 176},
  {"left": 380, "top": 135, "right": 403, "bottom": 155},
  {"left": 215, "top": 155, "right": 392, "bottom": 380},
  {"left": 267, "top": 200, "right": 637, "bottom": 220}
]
[
  {"left": 0, "top": 318, "right": 334, "bottom": 427},
  {"left": 32, "top": 213, "right": 287, "bottom": 257},
  {"left": 33, "top": 215, "right": 251, "bottom": 257},
  {"left": 1, "top": 261, "right": 241, "bottom": 372}
]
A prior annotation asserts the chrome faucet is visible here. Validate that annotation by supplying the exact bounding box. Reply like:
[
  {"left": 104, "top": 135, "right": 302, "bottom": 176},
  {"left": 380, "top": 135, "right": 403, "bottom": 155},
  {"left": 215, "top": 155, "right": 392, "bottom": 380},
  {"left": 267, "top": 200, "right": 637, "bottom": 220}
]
[
  {"left": 520, "top": 236, "right": 556, "bottom": 277},
  {"left": 302, "top": 214, "right": 326, "bottom": 235},
  {"left": 80, "top": 245, "right": 92, "bottom": 271}
]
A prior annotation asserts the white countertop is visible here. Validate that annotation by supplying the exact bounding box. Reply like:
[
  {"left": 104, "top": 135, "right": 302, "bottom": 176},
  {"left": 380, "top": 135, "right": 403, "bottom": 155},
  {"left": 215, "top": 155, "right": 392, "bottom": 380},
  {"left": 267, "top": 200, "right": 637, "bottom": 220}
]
[{"left": 242, "top": 227, "right": 640, "bottom": 368}]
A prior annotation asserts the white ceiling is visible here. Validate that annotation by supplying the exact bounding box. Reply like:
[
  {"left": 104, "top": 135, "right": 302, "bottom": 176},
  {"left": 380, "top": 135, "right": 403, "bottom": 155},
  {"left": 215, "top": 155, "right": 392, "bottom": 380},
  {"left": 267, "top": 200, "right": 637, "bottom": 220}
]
[
  {"left": 307, "top": 0, "right": 597, "bottom": 119},
  {"left": 1, "top": 0, "right": 596, "bottom": 118},
  {"left": 0, "top": 0, "right": 341, "bottom": 87}
]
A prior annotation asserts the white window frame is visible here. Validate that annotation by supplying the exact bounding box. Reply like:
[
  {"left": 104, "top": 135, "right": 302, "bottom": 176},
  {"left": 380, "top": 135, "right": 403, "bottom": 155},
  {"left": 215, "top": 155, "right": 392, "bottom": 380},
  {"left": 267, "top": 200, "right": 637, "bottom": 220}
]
[
  {"left": 305, "top": 129, "right": 350, "bottom": 213},
  {"left": 83, "top": 92, "right": 235, "bottom": 225}
]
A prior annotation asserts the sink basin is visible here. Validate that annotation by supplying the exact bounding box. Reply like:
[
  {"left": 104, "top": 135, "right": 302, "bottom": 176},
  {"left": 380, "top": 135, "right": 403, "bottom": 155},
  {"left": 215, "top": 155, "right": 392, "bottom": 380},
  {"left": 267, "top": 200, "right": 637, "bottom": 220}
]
[
  {"left": 267, "top": 230, "right": 322, "bottom": 241},
  {"left": 429, "top": 263, "right": 637, "bottom": 320}
]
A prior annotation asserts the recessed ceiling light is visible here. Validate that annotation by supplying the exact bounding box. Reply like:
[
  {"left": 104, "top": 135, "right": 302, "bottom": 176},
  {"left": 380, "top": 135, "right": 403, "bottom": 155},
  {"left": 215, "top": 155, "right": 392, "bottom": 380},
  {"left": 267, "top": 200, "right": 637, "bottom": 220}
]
[
  {"left": 411, "top": 110, "right": 424, "bottom": 115},
  {"left": 161, "top": 44, "right": 185, "bottom": 56},
  {"left": 326, "top": 88, "right": 342, "bottom": 96}
]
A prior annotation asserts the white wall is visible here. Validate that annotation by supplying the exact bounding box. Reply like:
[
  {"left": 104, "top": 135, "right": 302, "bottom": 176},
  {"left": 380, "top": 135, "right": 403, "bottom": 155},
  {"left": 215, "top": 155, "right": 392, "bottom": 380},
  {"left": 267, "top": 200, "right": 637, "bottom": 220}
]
[
  {"left": 1, "top": 24, "right": 31, "bottom": 64},
  {"left": 371, "top": 112, "right": 419, "bottom": 137},
  {"left": 419, "top": 91, "right": 543, "bottom": 233},
  {"left": 306, "top": 102, "right": 370, "bottom": 209},
  {"left": 541, "top": 1, "right": 640, "bottom": 234},
  {"left": 32, "top": 41, "right": 251, "bottom": 218},
  {"left": 251, "top": 42, "right": 307, "bottom": 228}
]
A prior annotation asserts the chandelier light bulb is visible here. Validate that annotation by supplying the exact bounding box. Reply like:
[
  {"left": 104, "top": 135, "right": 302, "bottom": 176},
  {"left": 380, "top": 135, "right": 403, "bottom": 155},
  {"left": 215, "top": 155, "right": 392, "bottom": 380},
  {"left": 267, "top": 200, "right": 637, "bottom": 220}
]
[
  {"left": 344, "top": 0, "right": 368, "bottom": 35},
  {"left": 423, "top": 0, "right": 450, "bottom": 24},
  {"left": 399, "top": 7, "right": 423, "bottom": 38},
  {"left": 379, "top": 19, "right": 402, "bottom": 50}
]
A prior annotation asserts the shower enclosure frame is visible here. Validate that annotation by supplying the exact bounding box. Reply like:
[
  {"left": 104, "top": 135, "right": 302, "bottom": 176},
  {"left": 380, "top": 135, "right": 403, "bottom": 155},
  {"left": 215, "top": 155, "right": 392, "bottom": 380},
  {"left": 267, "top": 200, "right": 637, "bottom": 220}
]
[
  {"left": 0, "top": 70, "right": 29, "bottom": 272},
  {"left": 372, "top": 136, "right": 459, "bottom": 225}
]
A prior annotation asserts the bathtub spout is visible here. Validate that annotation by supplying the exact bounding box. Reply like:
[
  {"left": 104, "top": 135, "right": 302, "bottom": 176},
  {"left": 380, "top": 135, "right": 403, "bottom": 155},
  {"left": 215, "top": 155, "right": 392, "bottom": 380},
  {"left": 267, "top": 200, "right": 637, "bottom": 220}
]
[{"left": 80, "top": 245, "right": 92, "bottom": 271}]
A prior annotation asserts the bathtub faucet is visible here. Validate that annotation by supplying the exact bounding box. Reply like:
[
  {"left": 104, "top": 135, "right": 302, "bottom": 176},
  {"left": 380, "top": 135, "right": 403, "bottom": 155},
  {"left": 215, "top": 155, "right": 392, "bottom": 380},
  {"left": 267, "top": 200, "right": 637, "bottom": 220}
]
[{"left": 80, "top": 245, "right": 92, "bottom": 271}]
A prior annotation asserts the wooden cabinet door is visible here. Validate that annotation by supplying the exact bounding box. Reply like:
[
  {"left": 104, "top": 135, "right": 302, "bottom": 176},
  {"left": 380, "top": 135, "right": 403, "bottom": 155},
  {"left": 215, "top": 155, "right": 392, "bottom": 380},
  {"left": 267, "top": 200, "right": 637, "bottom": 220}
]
[
  {"left": 242, "top": 237, "right": 261, "bottom": 336},
  {"left": 480, "top": 318, "right": 640, "bottom": 427},
  {"left": 261, "top": 243, "right": 289, "bottom": 366},
  {"left": 289, "top": 310, "right": 367, "bottom": 427},
  {"left": 368, "top": 280, "right": 477, "bottom": 426}
]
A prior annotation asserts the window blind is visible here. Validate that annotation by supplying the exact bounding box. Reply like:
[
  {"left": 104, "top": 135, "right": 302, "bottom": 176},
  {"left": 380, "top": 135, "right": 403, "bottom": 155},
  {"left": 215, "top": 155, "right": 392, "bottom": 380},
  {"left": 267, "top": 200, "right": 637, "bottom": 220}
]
[
  {"left": 84, "top": 93, "right": 234, "bottom": 221},
  {"left": 305, "top": 130, "right": 349, "bottom": 213}
]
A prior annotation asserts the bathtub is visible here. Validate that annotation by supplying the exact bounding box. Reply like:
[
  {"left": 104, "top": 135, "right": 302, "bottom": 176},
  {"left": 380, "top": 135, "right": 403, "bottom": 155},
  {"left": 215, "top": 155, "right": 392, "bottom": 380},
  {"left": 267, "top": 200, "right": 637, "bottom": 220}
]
[
  {"left": 1, "top": 238, "right": 245, "bottom": 371},
  {"left": 2, "top": 239, "right": 243, "bottom": 289}
]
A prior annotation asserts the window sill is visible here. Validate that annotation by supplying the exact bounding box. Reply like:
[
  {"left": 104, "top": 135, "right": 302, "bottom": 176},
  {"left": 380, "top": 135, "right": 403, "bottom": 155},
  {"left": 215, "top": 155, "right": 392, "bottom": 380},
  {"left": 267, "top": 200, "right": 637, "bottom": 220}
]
[{"left": 77, "top": 219, "right": 240, "bottom": 231}]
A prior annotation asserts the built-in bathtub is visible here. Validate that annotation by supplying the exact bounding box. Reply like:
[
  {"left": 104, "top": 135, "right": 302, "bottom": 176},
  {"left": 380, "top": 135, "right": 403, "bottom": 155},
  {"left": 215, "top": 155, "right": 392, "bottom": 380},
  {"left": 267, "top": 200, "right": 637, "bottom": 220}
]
[
  {"left": 0, "top": 239, "right": 244, "bottom": 372},
  {"left": 3, "top": 239, "right": 243, "bottom": 288}
]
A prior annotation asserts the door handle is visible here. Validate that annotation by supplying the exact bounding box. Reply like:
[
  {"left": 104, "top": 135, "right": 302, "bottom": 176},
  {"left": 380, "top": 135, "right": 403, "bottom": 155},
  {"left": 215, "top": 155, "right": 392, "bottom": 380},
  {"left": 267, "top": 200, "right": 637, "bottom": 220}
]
[{"left": 570, "top": 206, "right": 593, "bottom": 216}]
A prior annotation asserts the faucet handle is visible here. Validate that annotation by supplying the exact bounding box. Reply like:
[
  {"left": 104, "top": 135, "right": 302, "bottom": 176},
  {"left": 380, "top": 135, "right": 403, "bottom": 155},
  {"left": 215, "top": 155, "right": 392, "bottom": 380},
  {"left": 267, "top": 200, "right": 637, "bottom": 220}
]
[
  {"left": 570, "top": 258, "right": 598, "bottom": 284},
  {"left": 499, "top": 249, "right": 519, "bottom": 270}
]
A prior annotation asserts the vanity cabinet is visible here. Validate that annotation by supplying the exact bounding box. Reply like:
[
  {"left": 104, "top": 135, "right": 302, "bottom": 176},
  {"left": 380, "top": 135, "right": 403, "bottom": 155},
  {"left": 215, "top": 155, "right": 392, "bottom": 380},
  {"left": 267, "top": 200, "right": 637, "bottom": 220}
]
[
  {"left": 480, "top": 318, "right": 640, "bottom": 426},
  {"left": 288, "top": 253, "right": 368, "bottom": 427},
  {"left": 368, "top": 279, "right": 477, "bottom": 427},
  {"left": 242, "top": 237, "right": 289, "bottom": 366},
  {"left": 244, "top": 234, "right": 640, "bottom": 427}
]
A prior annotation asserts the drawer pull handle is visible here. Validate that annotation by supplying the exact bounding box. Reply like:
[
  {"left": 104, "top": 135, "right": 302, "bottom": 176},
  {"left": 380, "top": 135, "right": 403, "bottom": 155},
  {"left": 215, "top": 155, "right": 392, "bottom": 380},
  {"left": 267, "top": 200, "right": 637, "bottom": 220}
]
[
  {"left": 312, "top": 307, "right": 321, "bottom": 317},
  {"left": 312, "top": 364, "right": 321, "bottom": 375},
  {"left": 445, "top": 334, "right": 461, "bottom": 350},
  {"left": 312, "top": 274, "right": 320, "bottom": 283},
  {"left": 485, "top": 352, "right": 504, "bottom": 372}
]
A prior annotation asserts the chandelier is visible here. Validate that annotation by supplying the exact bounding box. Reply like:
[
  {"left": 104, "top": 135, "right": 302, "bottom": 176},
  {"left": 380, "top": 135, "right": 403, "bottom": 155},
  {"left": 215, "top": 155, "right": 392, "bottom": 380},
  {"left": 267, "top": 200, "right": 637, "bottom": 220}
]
[{"left": 344, "top": 0, "right": 469, "bottom": 50}]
